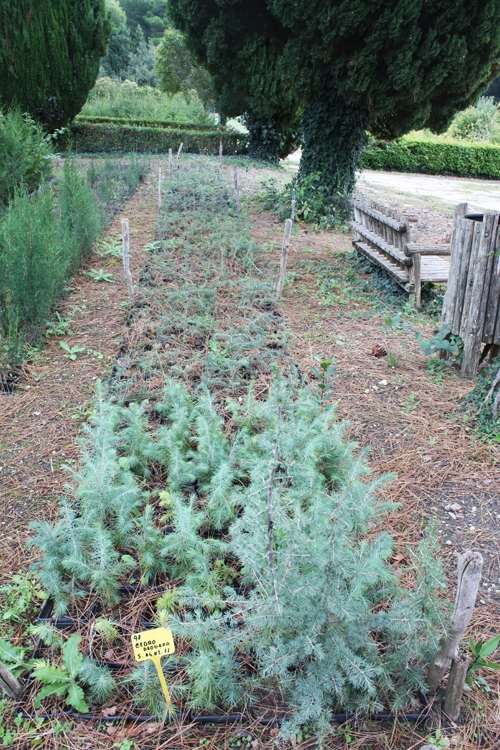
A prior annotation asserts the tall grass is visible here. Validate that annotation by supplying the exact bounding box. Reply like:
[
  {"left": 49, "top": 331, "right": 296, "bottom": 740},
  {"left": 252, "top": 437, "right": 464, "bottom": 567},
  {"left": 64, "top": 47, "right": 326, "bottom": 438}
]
[
  {"left": 0, "top": 109, "right": 53, "bottom": 207},
  {"left": 81, "top": 78, "right": 215, "bottom": 126}
]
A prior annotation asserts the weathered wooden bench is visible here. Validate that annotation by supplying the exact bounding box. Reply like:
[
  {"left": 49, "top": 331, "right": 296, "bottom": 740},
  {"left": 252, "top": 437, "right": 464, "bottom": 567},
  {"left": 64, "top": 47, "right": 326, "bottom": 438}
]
[{"left": 351, "top": 194, "right": 451, "bottom": 307}]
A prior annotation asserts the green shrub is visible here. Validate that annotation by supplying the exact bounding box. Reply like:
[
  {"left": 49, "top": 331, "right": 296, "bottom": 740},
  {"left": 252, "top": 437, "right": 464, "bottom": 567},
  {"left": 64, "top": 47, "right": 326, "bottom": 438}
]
[
  {"left": 81, "top": 78, "right": 214, "bottom": 126},
  {"left": 0, "top": 162, "right": 102, "bottom": 369},
  {"left": 76, "top": 114, "right": 222, "bottom": 132},
  {"left": 447, "top": 97, "right": 500, "bottom": 142},
  {"left": 0, "top": 109, "right": 53, "bottom": 207},
  {"left": 362, "top": 136, "right": 500, "bottom": 178},
  {"left": 58, "top": 122, "right": 246, "bottom": 156}
]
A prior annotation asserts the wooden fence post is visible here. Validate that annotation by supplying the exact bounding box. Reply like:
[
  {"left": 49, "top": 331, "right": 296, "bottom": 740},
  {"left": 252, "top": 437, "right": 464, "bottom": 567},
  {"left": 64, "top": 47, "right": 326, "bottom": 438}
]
[
  {"left": 276, "top": 219, "right": 293, "bottom": 302},
  {"left": 461, "top": 213, "right": 499, "bottom": 377},
  {"left": 444, "top": 654, "right": 470, "bottom": 721},
  {"left": 0, "top": 662, "right": 22, "bottom": 698},
  {"left": 121, "top": 218, "right": 133, "bottom": 302},
  {"left": 168, "top": 148, "right": 173, "bottom": 172},
  {"left": 177, "top": 143, "right": 183, "bottom": 160},
  {"left": 233, "top": 166, "right": 241, "bottom": 213},
  {"left": 219, "top": 139, "right": 223, "bottom": 163},
  {"left": 158, "top": 167, "right": 162, "bottom": 211},
  {"left": 427, "top": 550, "right": 483, "bottom": 694},
  {"left": 291, "top": 187, "right": 296, "bottom": 228}
]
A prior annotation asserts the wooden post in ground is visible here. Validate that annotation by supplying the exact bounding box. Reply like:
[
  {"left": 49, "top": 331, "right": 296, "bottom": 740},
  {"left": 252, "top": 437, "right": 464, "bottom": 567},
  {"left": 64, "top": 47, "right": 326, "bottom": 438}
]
[
  {"left": 461, "top": 213, "right": 499, "bottom": 378},
  {"left": 158, "top": 168, "right": 162, "bottom": 211},
  {"left": 233, "top": 166, "right": 241, "bottom": 213},
  {"left": 121, "top": 218, "right": 133, "bottom": 302},
  {"left": 276, "top": 219, "right": 293, "bottom": 302},
  {"left": 413, "top": 251, "right": 422, "bottom": 309},
  {"left": 177, "top": 143, "right": 183, "bottom": 160},
  {"left": 427, "top": 550, "right": 483, "bottom": 694},
  {"left": 219, "top": 139, "right": 223, "bottom": 163},
  {"left": 0, "top": 662, "right": 22, "bottom": 698},
  {"left": 168, "top": 148, "right": 173, "bottom": 172},
  {"left": 444, "top": 654, "right": 471, "bottom": 722},
  {"left": 291, "top": 187, "right": 296, "bottom": 228}
]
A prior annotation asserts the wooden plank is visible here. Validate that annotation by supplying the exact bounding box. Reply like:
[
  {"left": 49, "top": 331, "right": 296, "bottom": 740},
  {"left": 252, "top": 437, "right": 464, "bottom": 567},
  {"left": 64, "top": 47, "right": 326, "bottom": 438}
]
[
  {"left": 405, "top": 243, "right": 451, "bottom": 256},
  {"left": 352, "top": 200, "right": 407, "bottom": 232},
  {"left": 459, "top": 221, "right": 484, "bottom": 342},
  {"left": 442, "top": 211, "right": 467, "bottom": 333},
  {"left": 483, "top": 229, "right": 500, "bottom": 342},
  {"left": 352, "top": 240, "right": 411, "bottom": 288},
  {"left": 413, "top": 252, "right": 422, "bottom": 309},
  {"left": 452, "top": 219, "right": 475, "bottom": 334},
  {"left": 461, "top": 214, "right": 497, "bottom": 378},
  {"left": 477, "top": 214, "right": 499, "bottom": 342},
  {"left": 350, "top": 221, "right": 412, "bottom": 266}
]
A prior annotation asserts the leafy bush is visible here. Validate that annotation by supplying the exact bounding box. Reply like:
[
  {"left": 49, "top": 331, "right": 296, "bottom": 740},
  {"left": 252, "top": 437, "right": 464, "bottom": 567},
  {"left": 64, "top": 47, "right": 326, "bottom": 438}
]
[
  {"left": 258, "top": 173, "right": 352, "bottom": 229},
  {"left": 464, "top": 356, "right": 500, "bottom": 442},
  {"left": 447, "top": 97, "right": 500, "bottom": 142},
  {"left": 362, "top": 136, "right": 500, "bottom": 178},
  {"left": 82, "top": 78, "right": 214, "bottom": 125},
  {"left": 0, "top": 109, "right": 53, "bottom": 207},
  {"left": 58, "top": 121, "right": 245, "bottom": 156}
]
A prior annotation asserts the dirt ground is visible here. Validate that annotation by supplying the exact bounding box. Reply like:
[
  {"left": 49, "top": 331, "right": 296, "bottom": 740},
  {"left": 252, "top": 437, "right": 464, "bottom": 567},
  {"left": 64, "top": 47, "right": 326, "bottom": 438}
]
[{"left": 0, "top": 158, "right": 499, "bottom": 748}]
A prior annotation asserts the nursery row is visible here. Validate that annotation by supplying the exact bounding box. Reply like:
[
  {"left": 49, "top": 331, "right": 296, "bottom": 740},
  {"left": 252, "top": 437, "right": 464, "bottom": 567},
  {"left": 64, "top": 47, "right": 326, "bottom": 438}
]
[
  {"left": 0, "top": 156, "right": 148, "bottom": 378},
  {"left": 4, "top": 158, "right": 449, "bottom": 739}
]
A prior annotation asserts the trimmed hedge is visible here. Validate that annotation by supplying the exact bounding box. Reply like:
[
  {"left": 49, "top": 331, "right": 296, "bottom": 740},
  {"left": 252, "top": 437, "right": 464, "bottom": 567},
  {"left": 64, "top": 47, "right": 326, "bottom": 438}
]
[
  {"left": 57, "top": 122, "right": 247, "bottom": 155},
  {"left": 362, "top": 137, "right": 500, "bottom": 179},
  {"left": 75, "top": 115, "right": 222, "bottom": 132}
]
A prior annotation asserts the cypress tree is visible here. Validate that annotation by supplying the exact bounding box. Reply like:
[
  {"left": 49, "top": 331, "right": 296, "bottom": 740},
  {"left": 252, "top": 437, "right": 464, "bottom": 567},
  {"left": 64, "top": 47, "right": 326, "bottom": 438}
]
[
  {"left": 0, "top": 1, "right": 110, "bottom": 130},
  {"left": 170, "top": 0, "right": 500, "bottom": 193}
]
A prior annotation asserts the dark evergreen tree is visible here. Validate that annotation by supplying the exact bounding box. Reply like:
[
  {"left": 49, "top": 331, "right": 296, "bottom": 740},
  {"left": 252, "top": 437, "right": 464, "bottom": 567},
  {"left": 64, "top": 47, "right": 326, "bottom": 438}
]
[
  {"left": 0, "top": 0, "right": 110, "bottom": 130},
  {"left": 120, "top": 0, "right": 170, "bottom": 42},
  {"left": 170, "top": 0, "right": 500, "bottom": 192},
  {"left": 100, "top": 0, "right": 134, "bottom": 80}
]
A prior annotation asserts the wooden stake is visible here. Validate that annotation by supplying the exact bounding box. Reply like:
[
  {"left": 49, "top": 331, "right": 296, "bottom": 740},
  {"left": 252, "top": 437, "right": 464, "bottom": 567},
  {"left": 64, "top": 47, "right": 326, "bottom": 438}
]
[
  {"left": 177, "top": 142, "right": 183, "bottom": 159},
  {"left": 121, "top": 218, "right": 133, "bottom": 302},
  {"left": 0, "top": 662, "right": 23, "bottom": 698},
  {"left": 219, "top": 139, "right": 223, "bottom": 162},
  {"left": 168, "top": 148, "right": 173, "bottom": 172},
  {"left": 158, "top": 167, "right": 162, "bottom": 211},
  {"left": 233, "top": 166, "right": 241, "bottom": 213},
  {"left": 291, "top": 187, "right": 296, "bottom": 228},
  {"left": 276, "top": 219, "right": 292, "bottom": 302},
  {"left": 427, "top": 551, "right": 483, "bottom": 694},
  {"left": 444, "top": 654, "right": 470, "bottom": 722}
]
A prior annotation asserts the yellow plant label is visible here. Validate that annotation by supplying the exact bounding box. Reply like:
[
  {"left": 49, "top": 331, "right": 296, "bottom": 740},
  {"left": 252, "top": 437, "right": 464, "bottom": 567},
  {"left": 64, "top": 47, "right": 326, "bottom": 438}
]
[
  {"left": 131, "top": 626, "right": 175, "bottom": 662},
  {"left": 131, "top": 627, "right": 175, "bottom": 706}
]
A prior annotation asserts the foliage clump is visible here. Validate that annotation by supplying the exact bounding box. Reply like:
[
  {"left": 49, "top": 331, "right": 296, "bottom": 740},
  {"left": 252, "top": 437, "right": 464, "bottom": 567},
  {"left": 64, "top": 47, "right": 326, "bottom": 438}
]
[
  {"left": 0, "top": 0, "right": 110, "bottom": 129},
  {"left": 31, "top": 375, "right": 446, "bottom": 733},
  {"left": 0, "top": 110, "right": 53, "bottom": 207}
]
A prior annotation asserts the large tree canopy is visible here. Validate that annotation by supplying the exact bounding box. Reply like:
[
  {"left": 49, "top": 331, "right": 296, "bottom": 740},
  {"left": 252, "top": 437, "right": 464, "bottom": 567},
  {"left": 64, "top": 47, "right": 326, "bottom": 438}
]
[
  {"left": 0, "top": 0, "right": 110, "bottom": 130},
  {"left": 170, "top": 0, "right": 500, "bottom": 193}
]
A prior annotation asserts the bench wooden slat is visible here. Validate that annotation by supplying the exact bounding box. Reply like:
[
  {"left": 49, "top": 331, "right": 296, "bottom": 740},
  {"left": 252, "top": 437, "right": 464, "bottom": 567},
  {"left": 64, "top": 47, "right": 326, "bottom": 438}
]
[
  {"left": 352, "top": 200, "right": 408, "bottom": 233},
  {"left": 353, "top": 240, "right": 413, "bottom": 290},
  {"left": 350, "top": 221, "right": 412, "bottom": 266},
  {"left": 405, "top": 242, "right": 451, "bottom": 256}
]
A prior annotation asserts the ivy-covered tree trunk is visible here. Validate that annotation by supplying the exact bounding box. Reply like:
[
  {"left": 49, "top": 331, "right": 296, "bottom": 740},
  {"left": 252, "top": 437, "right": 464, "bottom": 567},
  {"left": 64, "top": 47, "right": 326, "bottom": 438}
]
[
  {"left": 299, "top": 82, "right": 370, "bottom": 197},
  {"left": 245, "top": 111, "right": 301, "bottom": 163}
]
